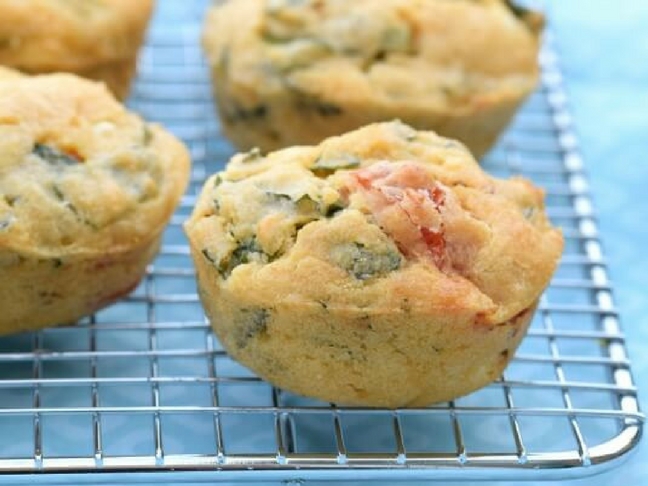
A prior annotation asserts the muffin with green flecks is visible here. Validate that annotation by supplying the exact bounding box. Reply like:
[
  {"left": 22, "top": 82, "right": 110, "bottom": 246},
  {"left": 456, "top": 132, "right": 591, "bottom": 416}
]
[
  {"left": 0, "top": 0, "right": 155, "bottom": 99},
  {"left": 202, "top": 0, "right": 543, "bottom": 158},
  {"left": 0, "top": 72, "right": 190, "bottom": 335},
  {"left": 185, "top": 121, "right": 563, "bottom": 407}
]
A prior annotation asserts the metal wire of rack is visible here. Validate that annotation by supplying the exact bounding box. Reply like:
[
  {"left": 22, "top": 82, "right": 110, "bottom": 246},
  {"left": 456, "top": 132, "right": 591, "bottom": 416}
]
[{"left": 0, "top": 1, "right": 643, "bottom": 484}]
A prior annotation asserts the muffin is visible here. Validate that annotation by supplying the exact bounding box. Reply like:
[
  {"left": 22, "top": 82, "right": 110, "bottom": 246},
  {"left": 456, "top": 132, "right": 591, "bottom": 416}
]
[
  {"left": 0, "top": 0, "right": 155, "bottom": 99},
  {"left": 185, "top": 121, "right": 563, "bottom": 407},
  {"left": 202, "top": 0, "right": 543, "bottom": 158},
  {"left": 0, "top": 72, "right": 190, "bottom": 335}
]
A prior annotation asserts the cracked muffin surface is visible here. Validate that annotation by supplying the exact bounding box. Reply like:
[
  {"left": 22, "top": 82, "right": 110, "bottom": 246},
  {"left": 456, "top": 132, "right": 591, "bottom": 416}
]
[
  {"left": 186, "top": 121, "right": 562, "bottom": 407},
  {"left": 202, "top": 0, "right": 543, "bottom": 158},
  {"left": 0, "top": 72, "right": 190, "bottom": 334},
  {"left": 0, "top": 0, "right": 155, "bottom": 99}
]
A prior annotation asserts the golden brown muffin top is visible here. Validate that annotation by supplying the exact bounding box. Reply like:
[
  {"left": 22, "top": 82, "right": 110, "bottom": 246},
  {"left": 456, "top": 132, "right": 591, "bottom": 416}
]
[
  {"left": 203, "top": 0, "right": 543, "bottom": 112},
  {"left": 0, "top": 72, "right": 190, "bottom": 259},
  {"left": 186, "top": 121, "right": 563, "bottom": 325},
  {"left": 0, "top": 0, "right": 155, "bottom": 71}
]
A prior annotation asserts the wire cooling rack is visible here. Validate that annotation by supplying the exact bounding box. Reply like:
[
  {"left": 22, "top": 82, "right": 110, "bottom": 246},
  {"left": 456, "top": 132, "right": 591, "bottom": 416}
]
[{"left": 0, "top": 1, "right": 643, "bottom": 484}]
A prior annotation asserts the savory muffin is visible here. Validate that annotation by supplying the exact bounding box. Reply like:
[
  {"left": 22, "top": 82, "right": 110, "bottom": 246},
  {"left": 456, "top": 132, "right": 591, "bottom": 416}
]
[
  {"left": 0, "top": 0, "right": 155, "bottom": 99},
  {"left": 0, "top": 72, "right": 190, "bottom": 335},
  {"left": 185, "top": 122, "right": 563, "bottom": 407},
  {"left": 202, "top": 0, "right": 543, "bottom": 158}
]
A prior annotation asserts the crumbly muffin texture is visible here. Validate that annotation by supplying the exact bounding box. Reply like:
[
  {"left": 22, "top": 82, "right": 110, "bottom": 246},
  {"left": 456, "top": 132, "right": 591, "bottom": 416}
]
[
  {"left": 0, "top": 66, "right": 24, "bottom": 81},
  {"left": 0, "top": 73, "right": 190, "bottom": 334},
  {"left": 0, "top": 0, "right": 155, "bottom": 99},
  {"left": 186, "top": 122, "right": 563, "bottom": 407},
  {"left": 203, "top": 0, "right": 543, "bottom": 157}
]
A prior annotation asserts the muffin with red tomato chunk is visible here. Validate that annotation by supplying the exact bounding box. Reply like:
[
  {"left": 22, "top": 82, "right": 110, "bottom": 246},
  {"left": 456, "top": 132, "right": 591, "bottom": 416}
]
[
  {"left": 202, "top": 0, "right": 543, "bottom": 158},
  {"left": 0, "top": 72, "right": 190, "bottom": 335},
  {"left": 185, "top": 121, "right": 562, "bottom": 407},
  {"left": 0, "top": 0, "right": 155, "bottom": 99}
]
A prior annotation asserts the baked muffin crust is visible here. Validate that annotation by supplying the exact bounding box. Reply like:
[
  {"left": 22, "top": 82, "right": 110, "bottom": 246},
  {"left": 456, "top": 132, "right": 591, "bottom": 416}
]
[
  {"left": 0, "top": 72, "right": 190, "bottom": 333},
  {"left": 0, "top": 0, "right": 155, "bottom": 98},
  {"left": 203, "top": 0, "right": 543, "bottom": 157},
  {"left": 186, "top": 122, "right": 563, "bottom": 406}
]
